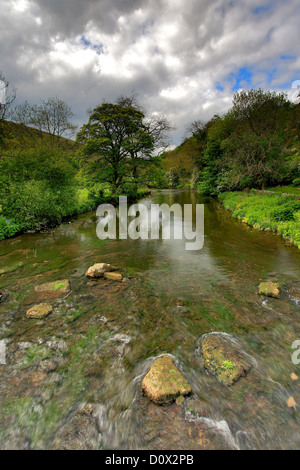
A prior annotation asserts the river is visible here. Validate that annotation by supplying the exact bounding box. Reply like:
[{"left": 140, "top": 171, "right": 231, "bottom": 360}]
[{"left": 0, "top": 189, "right": 299, "bottom": 449}]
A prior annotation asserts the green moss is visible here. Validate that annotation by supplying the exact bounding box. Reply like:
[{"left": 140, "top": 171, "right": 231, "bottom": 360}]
[{"left": 55, "top": 282, "right": 65, "bottom": 290}]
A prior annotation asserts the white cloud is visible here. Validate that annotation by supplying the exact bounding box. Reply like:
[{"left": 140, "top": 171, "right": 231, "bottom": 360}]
[{"left": 0, "top": 0, "right": 300, "bottom": 144}]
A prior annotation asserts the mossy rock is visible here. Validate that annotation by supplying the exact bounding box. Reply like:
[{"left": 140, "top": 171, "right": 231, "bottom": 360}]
[
  {"left": 258, "top": 282, "right": 280, "bottom": 298},
  {"left": 201, "top": 334, "right": 251, "bottom": 386},
  {"left": 141, "top": 356, "right": 192, "bottom": 404},
  {"left": 26, "top": 304, "right": 53, "bottom": 319},
  {"left": 34, "top": 279, "right": 70, "bottom": 294}
]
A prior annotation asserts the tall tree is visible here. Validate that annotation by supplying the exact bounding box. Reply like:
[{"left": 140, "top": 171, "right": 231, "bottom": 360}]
[
  {"left": 227, "top": 88, "right": 291, "bottom": 190},
  {"left": 76, "top": 102, "right": 155, "bottom": 193}
]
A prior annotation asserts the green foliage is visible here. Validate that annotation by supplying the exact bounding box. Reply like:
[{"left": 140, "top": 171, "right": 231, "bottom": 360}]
[
  {"left": 293, "top": 177, "right": 300, "bottom": 187},
  {"left": 271, "top": 199, "right": 300, "bottom": 222},
  {"left": 191, "top": 89, "right": 296, "bottom": 195},
  {"left": 76, "top": 102, "right": 155, "bottom": 193},
  {"left": 0, "top": 147, "right": 78, "bottom": 233},
  {"left": 144, "top": 159, "right": 168, "bottom": 188},
  {"left": 0, "top": 216, "right": 20, "bottom": 240},
  {"left": 220, "top": 191, "right": 300, "bottom": 248}
]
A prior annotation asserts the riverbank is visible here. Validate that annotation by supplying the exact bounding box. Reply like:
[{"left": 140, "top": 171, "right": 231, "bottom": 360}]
[
  {"left": 0, "top": 188, "right": 151, "bottom": 242},
  {"left": 219, "top": 191, "right": 300, "bottom": 249}
]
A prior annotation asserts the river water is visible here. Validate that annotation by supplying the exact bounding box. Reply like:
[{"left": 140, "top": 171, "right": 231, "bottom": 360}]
[{"left": 0, "top": 189, "right": 299, "bottom": 450}]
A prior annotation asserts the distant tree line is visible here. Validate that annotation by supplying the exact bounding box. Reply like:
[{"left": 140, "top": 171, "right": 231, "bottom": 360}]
[{"left": 185, "top": 88, "right": 300, "bottom": 194}]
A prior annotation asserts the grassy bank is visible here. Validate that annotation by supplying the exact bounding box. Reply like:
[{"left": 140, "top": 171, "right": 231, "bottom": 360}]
[
  {"left": 219, "top": 191, "right": 300, "bottom": 248},
  {"left": 0, "top": 185, "right": 151, "bottom": 242}
]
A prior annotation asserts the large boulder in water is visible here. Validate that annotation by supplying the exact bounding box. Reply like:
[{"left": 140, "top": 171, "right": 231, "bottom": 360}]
[
  {"left": 258, "top": 282, "right": 280, "bottom": 298},
  {"left": 141, "top": 355, "right": 192, "bottom": 404},
  {"left": 200, "top": 333, "right": 252, "bottom": 386},
  {"left": 85, "top": 263, "right": 116, "bottom": 278}
]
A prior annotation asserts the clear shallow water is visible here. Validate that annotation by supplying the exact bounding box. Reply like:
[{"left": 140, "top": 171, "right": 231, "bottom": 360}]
[{"left": 0, "top": 190, "right": 299, "bottom": 449}]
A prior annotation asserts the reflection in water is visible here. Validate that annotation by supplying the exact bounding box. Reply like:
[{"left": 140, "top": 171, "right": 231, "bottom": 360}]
[
  {"left": 98, "top": 194, "right": 204, "bottom": 250},
  {"left": 0, "top": 190, "right": 300, "bottom": 450}
]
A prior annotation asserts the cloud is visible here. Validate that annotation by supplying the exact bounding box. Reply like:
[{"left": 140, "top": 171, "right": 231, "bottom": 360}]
[{"left": 0, "top": 0, "right": 300, "bottom": 144}]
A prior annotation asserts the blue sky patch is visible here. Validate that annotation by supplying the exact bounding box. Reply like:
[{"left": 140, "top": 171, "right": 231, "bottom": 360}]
[
  {"left": 230, "top": 67, "right": 253, "bottom": 91},
  {"left": 253, "top": 4, "right": 272, "bottom": 15},
  {"left": 280, "top": 55, "right": 297, "bottom": 61},
  {"left": 81, "top": 36, "right": 104, "bottom": 55}
]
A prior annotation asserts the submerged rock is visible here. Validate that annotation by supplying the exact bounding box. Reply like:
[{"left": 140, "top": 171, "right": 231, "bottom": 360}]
[
  {"left": 103, "top": 272, "right": 123, "bottom": 282},
  {"left": 34, "top": 279, "right": 70, "bottom": 294},
  {"left": 0, "top": 261, "right": 24, "bottom": 275},
  {"left": 141, "top": 355, "right": 192, "bottom": 404},
  {"left": 289, "top": 287, "right": 300, "bottom": 303},
  {"left": 85, "top": 263, "right": 116, "bottom": 278},
  {"left": 258, "top": 282, "right": 280, "bottom": 298},
  {"left": 26, "top": 303, "right": 53, "bottom": 319},
  {"left": 201, "top": 333, "right": 252, "bottom": 386}
]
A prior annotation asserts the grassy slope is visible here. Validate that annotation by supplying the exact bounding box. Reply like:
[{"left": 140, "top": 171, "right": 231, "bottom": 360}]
[{"left": 0, "top": 119, "right": 76, "bottom": 152}]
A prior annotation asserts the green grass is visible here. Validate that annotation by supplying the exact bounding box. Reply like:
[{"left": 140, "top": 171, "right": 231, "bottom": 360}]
[
  {"left": 219, "top": 191, "right": 300, "bottom": 248},
  {"left": 267, "top": 186, "right": 300, "bottom": 196}
]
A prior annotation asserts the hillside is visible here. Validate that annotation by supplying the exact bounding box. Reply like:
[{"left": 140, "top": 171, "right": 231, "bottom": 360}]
[
  {"left": 0, "top": 119, "right": 76, "bottom": 153},
  {"left": 162, "top": 136, "right": 200, "bottom": 178}
]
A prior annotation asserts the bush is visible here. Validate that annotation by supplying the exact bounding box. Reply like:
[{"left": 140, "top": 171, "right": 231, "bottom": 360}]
[
  {"left": 292, "top": 177, "right": 300, "bottom": 187},
  {"left": 0, "top": 216, "right": 20, "bottom": 241},
  {"left": 0, "top": 147, "right": 78, "bottom": 233},
  {"left": 271, "top": 199, "right": 300, "bottom": 222}
]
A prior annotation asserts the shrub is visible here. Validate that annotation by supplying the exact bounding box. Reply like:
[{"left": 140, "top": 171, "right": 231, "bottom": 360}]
[
  {"left": 0, "top": 147, "right": 78, "bottom": 233},
  {"left": 0, "top": 216, "right": 20, "bottom": 240},
  {"left": 292, "top": 177, "right": 300, "bottom": 187},
  {"left": 271, "top": 200, "right": 300, "bottom": 222}
]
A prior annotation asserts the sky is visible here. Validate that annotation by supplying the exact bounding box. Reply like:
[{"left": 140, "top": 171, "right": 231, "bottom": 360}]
[{"left": 1, "top": 0, "right": 300, "bottom": 145}]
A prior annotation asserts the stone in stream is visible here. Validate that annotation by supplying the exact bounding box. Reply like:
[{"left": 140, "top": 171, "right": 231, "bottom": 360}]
[
  {"left": 258, "top": 282, "right": 280, "bottom": 298},
  {"left": 26, "top": 303, "right": 53, "bottom": 319},
  {"left": 34, "top": 279, "right": 70, "bottom": 294},
  {"left": 103, "top": 272, "right": 123, "bottom": 282},
  {"left": 289, "top": 287, "right": 300, "bottom": 303},
  {"left": 141, "top": 356, "right": 192, "bottom": 404},
  {"left": 85, "top": 263, "right": 116, "bottom": 278},
  {"left": 201, "top": 333, "right": 252, "bottom": 386}
]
